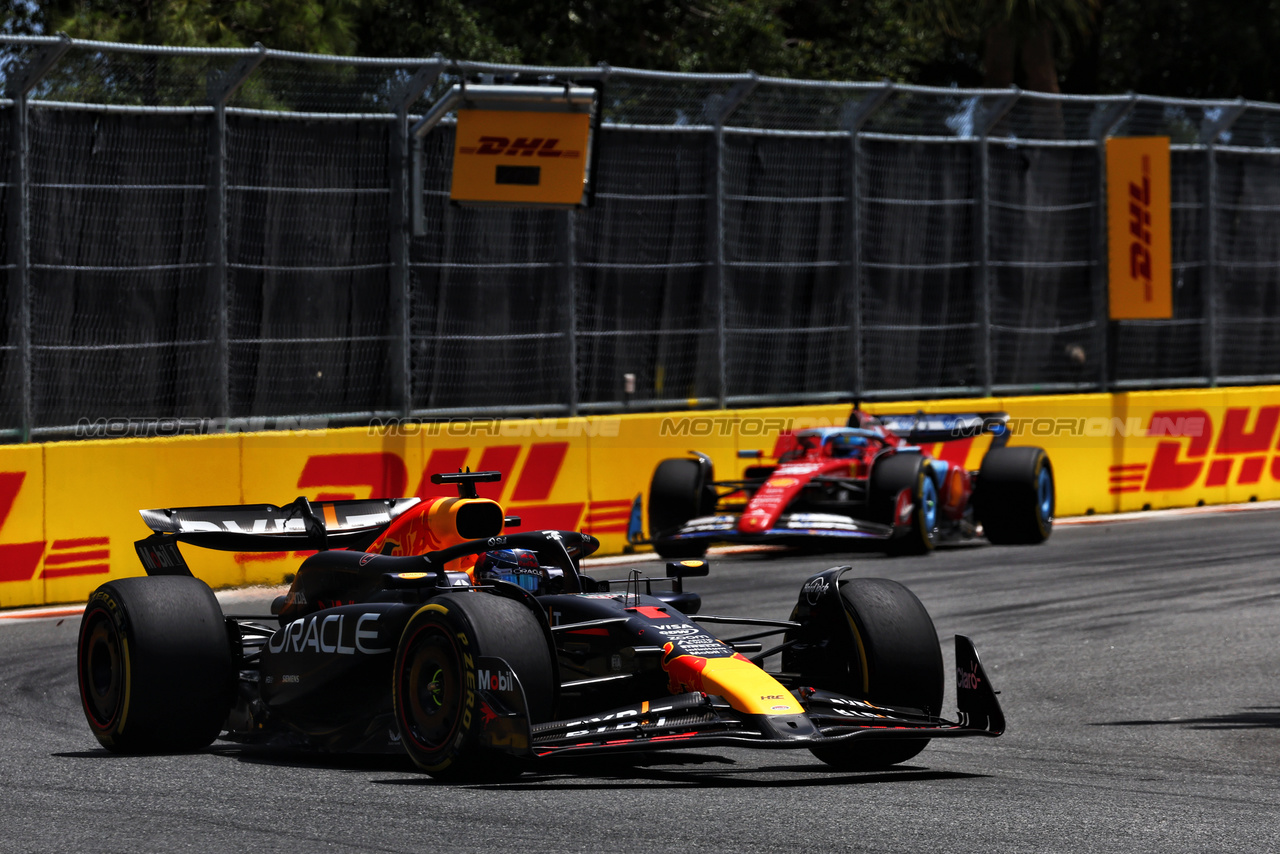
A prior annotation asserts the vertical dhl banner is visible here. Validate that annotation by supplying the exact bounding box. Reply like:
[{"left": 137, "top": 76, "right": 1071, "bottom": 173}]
[
  {"left": 1107, "top": 136, "right": 1172, "bottom": 319},
  {"left": 3, "top": 388, "right": 1280, "bottom": 608}
]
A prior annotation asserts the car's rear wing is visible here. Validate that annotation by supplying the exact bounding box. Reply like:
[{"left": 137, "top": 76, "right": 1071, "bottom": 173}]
[
  {"left": 137, "top": 496, "right": 420, "bottom": 556},
  {"left": 866, "top": 411, "right": 1011, "bottom": 448}
]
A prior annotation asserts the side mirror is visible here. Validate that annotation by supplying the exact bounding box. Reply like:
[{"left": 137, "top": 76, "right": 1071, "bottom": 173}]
[
  {"left": 737, "top": 449, "right": 763, "bottom": 459},
  {"left": 666, "top": 559, "right": 709, "bottom": 578}
]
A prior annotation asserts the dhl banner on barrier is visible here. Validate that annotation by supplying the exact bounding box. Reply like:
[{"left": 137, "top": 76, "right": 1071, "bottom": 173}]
[{"left": 3, "top": 387, "right": 1280, "bottom": 608}]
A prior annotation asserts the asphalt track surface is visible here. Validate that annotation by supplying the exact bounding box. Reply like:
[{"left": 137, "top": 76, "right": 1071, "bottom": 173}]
[{"left": 4, "top": 510, "right": 1280, "bottom": 853}]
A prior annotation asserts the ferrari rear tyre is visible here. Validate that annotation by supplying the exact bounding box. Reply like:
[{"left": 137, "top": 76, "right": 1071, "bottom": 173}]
[
  {"left": 393, "top": 592, "right": 554, "bottom": 781},
  {"left": 808, "top": 577, "right": 944, "bottom": 770},
  {"left": 869, "top": 453, "right": 937, "bottom": 555},
  {"left": 976, "top": 446, "right": 1054, "bottom": 545},
  {"left": 649, "top": 457, "right": 713, "bottom": 559},
  {"left": 77, "top": 576, "right": 233, "bottom": 753}
]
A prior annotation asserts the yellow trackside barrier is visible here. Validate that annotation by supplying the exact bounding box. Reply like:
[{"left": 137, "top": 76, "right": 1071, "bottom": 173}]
[
  {"left": 3, "top": 387, "right": 1279, "bottom": 609},
  {"left": 235, "top": 419, "right": 593, "bottom": 585},
  {"left": 0, "top": 444, "right": 45, "bottom": 610},
  {"left": 42, "top": 434, "right": 243, "bottom": 604}
]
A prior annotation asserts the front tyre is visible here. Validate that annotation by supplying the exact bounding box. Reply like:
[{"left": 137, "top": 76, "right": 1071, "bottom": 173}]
[
  {"left": 869, "top": 454, "right": 937, "bottom": 555},
  {"left": 806, "top": 577, "right": 944, "bottom": 770},
  {"left": 77, "top": 576, "right": 233, "bottom": 753},
  {"left": 977, "top": 446, "right": 1054, "bottom": 545},
  {"left": 393, "top": 593, "right": 554, "bottom": 781},
  {"left": 648, "top": 457, "right": 714, "bottom": 559}
]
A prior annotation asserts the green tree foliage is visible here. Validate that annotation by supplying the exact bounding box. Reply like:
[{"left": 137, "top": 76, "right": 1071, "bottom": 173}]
[
  {"left": 26, "top": 0, "right": 363, "bottom": 54},
  {"left": 355, "top": 0, "right": 520, "bottom": 63},
  {"left": 911, "top": 0, "right": 1100, "bottom": 91},
  {"left": 9, "top": 1, "right": 951, "bottom": 82},
  {"left": 454, "top": 0, "right": 950, "bottom": 81},
  {"left": 7, "top": 0, "right": 1280, "bottom": 99},
  {"left": 1089, "top": 0, "right": 1280, "bottom": 101}
]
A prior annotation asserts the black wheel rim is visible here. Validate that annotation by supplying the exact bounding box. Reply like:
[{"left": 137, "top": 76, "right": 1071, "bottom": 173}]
[
  {"left": 80, "top": 609, "right": 123, "bottom": 729},
  {"left": 401, "top": 626, "right": 463, "bottom": 753}
]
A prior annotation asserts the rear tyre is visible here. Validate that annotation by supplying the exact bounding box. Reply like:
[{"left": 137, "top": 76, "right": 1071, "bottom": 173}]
[
  {"left": 976, "top": 446, "right": 1054, "bottom": 544},
  {"left": 869, "top": 454, "right": 937, "bottom": 555},
  {"left": 393, "top": 593, "right": 554, "bottom": 781},
  {"left": 648, "top": 457, "right": 714, "bottom": 559},
  {"left": 77, "top": 576, "right": 233, "bottom": 753},
  {"left": 808, "top": 577, "right": 944, "bottom": 770}
]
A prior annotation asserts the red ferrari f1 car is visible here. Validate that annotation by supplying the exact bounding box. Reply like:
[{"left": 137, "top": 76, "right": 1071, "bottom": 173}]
[
  {"left": 77, "top": 470, "right": 1004, "bottom": 781},
  {"left": 643, "top": 410, "right": 1054, "bottom": 558}
]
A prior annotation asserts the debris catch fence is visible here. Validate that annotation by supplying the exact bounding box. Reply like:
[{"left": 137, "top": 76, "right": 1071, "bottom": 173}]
[{"left": 4, "top": 35, "right": 1280, "bottom": 439}]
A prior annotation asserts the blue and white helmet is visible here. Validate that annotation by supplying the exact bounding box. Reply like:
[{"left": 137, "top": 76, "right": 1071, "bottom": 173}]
[{"left": 475, "top": 548, "right": 551, "bottom": 592}]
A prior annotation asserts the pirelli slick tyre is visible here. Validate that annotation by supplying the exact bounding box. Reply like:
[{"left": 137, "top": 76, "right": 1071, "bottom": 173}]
[
  {"left": 977, "top": 446, "right": 1054, "bottom": 545},
  {"left": 869, "top": 453, "right": 937, "bottom": 555},
  {"left": 648, "top": 457, "right": 714, "bottom": 559},
  {"left": 393, "top": 592, "right": 554, "bottom": 781},
  {"left": 808, "top": 577, "right": 944, "bottom": 770},
  {"left": 77, "top": 577, "right": 234, "bottom": 753}
]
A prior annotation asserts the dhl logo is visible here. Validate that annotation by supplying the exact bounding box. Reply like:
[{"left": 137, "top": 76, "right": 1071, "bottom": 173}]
[
  {"left": 238, "top": 441, "right": 628, "bottom": 565},
  {"left": 0, "top": 471, "right": 111, "bottom": 585},
  {"left": 1128, "top": 155, "right": 1155, "bottom": 299},
  {"left": 1109, "top": 407, "right": 1280, "bottom": 494},
  {"left": 457, "top": 137, "right": 581, "bottom": 158}
]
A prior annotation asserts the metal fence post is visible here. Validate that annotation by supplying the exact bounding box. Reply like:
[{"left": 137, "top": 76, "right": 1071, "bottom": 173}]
[
  {"left": 706, "top": 75, "right": 757, "bottom": 410},
  {"left": 4, "top": 34, "right": 71, "bottom": 442},
  {"left": 5, "top": 90, "right": 32, "bottom": 442},
  {"left": 205, "top": 44, "right": 265, "bottom": 420},
  {"left": 1090, "top": 95, "right": 1137, "bottom": 392},
  {"left": 841, "top": 84, "right": 893, "bottom": 402},
  {"left": 975, "top": 90, "right": 1020, "bottom": 397},
  {"left": 391, "top": 63, "right": 444, "bottom": 417},
  {"left": 1199, "top": 98, "right": 1248, "bottom": 387},
  {"left": 563, "top": 207, "right": 579, "bottom": 416}
]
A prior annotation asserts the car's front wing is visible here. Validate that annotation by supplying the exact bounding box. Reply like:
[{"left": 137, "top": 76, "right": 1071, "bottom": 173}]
[
  {"left": 666, "top": 512, "right": 895, "bottom": 544},
  {"left": 490, "top": 636, "right": 1003, "bottom": 760}
]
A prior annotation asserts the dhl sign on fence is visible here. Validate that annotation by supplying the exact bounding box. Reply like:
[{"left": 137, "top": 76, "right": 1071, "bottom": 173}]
[
  {"left": 450, "top": 109, "right": 591, "bottom": 205},
  {"left": 1106, "top": 136, "right": 1172, "bottom": 320},
  {"left": 1, "top": 386, "right": 1278, "bottom": 609}
]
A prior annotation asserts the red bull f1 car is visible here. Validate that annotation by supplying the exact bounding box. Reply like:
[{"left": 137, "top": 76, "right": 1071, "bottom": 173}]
[
  {"left": 77, "top": 470, "right": 1005, "bottom": 781},
  {"left": 642, "top": 409, "right": 1054, "bottom": 558}
]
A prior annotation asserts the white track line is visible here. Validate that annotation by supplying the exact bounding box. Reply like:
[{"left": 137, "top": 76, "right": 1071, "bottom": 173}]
[
  {"left": 0, "top": 605, "right": 84, "bottom": 622},
  {"left": 1055, "top": 498, "right": 1280, "bottom": 526},
  {"left": 7, "top": 499, "right": 1279, "bottom": 621}
]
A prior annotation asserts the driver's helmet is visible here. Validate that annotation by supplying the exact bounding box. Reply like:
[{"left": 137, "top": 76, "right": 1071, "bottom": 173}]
[
  {"left": 475, "top": 548, "right": 558, "bottom": 593},
  {"left": 828, "top": 432, "right": 868, "bottom": 458}
]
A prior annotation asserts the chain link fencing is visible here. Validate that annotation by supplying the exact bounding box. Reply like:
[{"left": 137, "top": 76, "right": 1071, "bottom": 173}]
[{"left": 3, "top": 35, "right": 1280, "bottom": 440}]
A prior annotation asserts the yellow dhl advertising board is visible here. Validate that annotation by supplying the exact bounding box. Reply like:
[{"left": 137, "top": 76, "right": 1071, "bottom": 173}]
[
  {"left": 3, "top": 387, "right": 1280, "bottom": 608},
  {"left": 450, "top": 109, "right": 591, "bottom": 205},
  {"left": 1106, "top": 136, "right": 1172, "bottom": 320}
]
